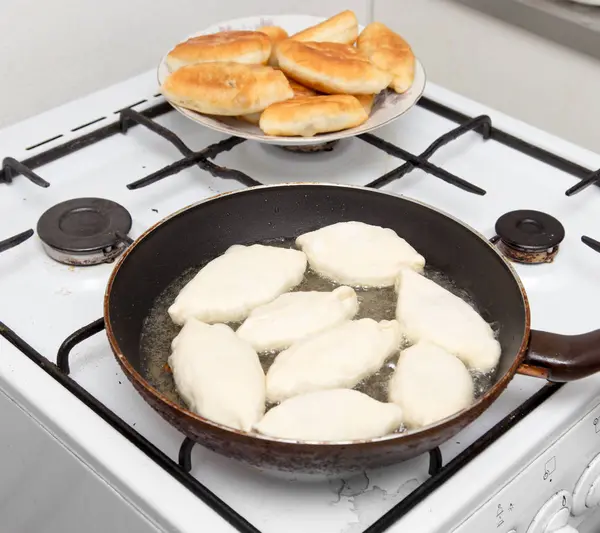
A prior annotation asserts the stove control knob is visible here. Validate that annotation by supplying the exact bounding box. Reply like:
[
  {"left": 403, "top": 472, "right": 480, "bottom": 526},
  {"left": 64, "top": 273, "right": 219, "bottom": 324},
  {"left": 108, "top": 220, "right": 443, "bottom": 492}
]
[
  {"left": 527, "top": 490, "right": 576, "bottom": 533},
  {"left": 572, "top": 452, "right": 600, "bottom": 516}
]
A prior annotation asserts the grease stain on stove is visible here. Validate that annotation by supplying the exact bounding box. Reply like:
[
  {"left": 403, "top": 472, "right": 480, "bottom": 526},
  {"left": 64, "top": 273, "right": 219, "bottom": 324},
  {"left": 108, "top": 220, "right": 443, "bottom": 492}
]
[
  {"left": 327, "top": 470, "right": 422, "bottom": 531},
  {"left": 339, "top": 474, "right": 421, "bottom": 533},
  {"left": 329, "top": 472, "right": 370, "bottom": 503}
]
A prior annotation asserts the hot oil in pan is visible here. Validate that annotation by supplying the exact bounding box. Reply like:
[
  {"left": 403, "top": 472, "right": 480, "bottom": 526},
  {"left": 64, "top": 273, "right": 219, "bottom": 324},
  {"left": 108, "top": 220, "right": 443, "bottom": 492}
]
[
  {"left": 139, "top": 237, "right": 498, "bottom": 412},
  {"left": 140, "top": 266, "right": 196, "bottom": 406}
]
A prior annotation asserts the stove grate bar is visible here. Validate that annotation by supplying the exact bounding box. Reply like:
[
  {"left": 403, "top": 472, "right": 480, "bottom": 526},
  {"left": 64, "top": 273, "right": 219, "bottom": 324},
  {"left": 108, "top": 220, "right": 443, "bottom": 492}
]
[
  {"left": 1, "top": 157, "right": 50, "bottom": 188},
  {"left": 1, "top": 320, "right": 261, "bottom": 533},
  {"left": 126, "top": 140, "right": 260, "bottom": 190},
  {"left": 418, "top": 97, "right": 600, "bottom": 193},
  {"left": 179, "top": 437, "right": 195, "bottom": 473},
  {"left": 363, "top": 381, "right": 563, "bottom": 533},
  {"left": 364, "top": 115, "right": 491, "bottom": 190},
  {"left": 120, "top": 108, "right": 255, "bottom": 188},
  {"left": 177, "top": 438, "right": 444, "bottom": 483},
  {"left": 360, "top": 133, "right": 485, "bottom": 195},
  {"left": 582, "top": 235, "right": 600, "bottom": 254},
  {"left": 428, "top": 447, "right": 443, "bottom": 476},
  {"left": 565, "top": 169, "right": 600, "bottom": 196},
  {"left": 1, "top": 97, "right": 598, "bottom": 196},
  {"left": 57, "top": 318, "right": 106, "bottom": 374},
  {"left": 0, "top": 229, "right": 34, "bottom": 254},
  {"left": 0, "top": 101, "right": 172, "bottom": 185},
  {"left": 113, "top": 100, "right": 148, "bottom": 115},
  {"left": 120, "top": 107, "right": 195, "bottom": 157}
]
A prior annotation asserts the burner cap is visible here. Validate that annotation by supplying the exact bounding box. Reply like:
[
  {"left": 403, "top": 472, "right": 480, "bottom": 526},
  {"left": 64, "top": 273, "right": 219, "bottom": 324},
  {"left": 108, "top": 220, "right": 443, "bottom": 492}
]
[
  {"left": 494, "top": 210, "right": 565, "bottom": 264},
  {"left": 37, "top": 198, "right": 132, "bottom": 266}
]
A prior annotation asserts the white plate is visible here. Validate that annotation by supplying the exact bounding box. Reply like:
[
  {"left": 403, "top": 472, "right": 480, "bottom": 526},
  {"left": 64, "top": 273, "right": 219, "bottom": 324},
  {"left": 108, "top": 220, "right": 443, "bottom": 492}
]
[{"left": 157, "top": 14, "right": 427, "bottom": 146}]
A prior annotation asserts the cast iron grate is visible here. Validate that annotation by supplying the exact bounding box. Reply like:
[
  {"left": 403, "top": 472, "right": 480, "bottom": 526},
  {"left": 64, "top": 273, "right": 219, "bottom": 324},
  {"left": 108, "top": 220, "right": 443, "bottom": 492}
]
[
  {"left": 417, "top": 98, "right": 600, "bottom": 197},
  {"left": 119, "top": 106, "right": 486, "bottom": 193},
  {"left": 566, "top": 168, "right": 600, "bottom": 196},
  {"left": 582, "top": 235, "right": 600, "bottom": 254},
  {"left": 1, "top": 96, "right": 598, "bottom": 196},
  {"left": 176, "top": 436, "right": 444, "bottom": 477},
  {"left": 0, "top": 229, "right": 34, "bottom": 254},
  {"left": 50, "top": 317, "right": 562, "bottom": 533}
]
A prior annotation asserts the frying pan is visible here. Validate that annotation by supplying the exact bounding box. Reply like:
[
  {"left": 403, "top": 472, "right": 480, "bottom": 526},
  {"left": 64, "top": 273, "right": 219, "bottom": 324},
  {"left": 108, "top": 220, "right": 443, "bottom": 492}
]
[{"left": 104, "top": 183, "right": 600, "bottom": 474}]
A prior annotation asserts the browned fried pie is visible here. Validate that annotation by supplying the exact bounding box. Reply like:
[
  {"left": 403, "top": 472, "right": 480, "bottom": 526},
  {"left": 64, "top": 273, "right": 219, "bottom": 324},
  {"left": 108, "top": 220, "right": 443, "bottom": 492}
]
[
  {"left": 166, "top": 30, "right": 272, "bottom": 71},
  {"left": 357, "top": 22, "right": 415, "bottom": 94},
  {"left": 161, "top": 62, "right": 293, "bottom": 116},
  {"left": 354, "top": 94, "right": 375, "bottom": 115},
  {"left": 257, "top": 25, "right": 289, "bottom": 67},
  {"left": 259, "top": 94, "right": 369, "bottom": 137},
  {"left": 290, "top": 10, "right": 358, "bottom": 45},
  {"left": 238, "top": 72, "right": 318, "bottom": 125},
  {"left": 275, "top": 40, "right": 392, "bottom": 95}
]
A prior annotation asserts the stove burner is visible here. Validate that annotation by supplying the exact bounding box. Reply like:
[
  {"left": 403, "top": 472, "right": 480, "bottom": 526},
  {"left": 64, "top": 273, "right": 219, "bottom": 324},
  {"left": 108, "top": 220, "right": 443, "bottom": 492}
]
[
  {"left": 494, "top": 210, "right": 565, "bottom": 264},
  {"left": 280, "top": 140, "right": 340, "bottom": 153},
  {"left": 37, "top": 198, "right": 132, "bottom": 266}
]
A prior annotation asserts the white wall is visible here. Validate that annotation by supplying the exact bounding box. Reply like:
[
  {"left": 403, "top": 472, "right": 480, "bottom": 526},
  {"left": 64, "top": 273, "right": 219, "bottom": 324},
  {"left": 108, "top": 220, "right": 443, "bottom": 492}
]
[
  {"left": 0, "top": 0, "right": 369, "bottom": 126},
  {"left": 375, "top": 0, "right": 600, "bottom": 153},
  {"left": 1, "top": 0, "right": 600, "bottom": 152}
]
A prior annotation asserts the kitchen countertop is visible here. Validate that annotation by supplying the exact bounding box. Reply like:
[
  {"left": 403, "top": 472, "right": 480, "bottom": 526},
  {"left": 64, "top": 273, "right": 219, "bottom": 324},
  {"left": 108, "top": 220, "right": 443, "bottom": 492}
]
[{"left": 452, "top": 0, "right": 600, "bottom": 60}]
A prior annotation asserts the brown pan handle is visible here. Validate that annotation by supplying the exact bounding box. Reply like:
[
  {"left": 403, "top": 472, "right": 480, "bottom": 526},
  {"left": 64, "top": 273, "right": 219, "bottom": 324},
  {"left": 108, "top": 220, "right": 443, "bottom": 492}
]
[{"left": 518, "top": 329, "right": 600, "bottom": 382}]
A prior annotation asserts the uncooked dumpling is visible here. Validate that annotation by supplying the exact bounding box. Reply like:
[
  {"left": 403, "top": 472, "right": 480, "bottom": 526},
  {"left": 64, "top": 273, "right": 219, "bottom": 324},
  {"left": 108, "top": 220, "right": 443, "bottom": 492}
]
[
  {"left": 266, "top": 318, "right": 402, "bottom": 403},
  {"left": 295, "top": 221, "right": 425, "bottom": 287},
  {"left": 254, "top": 389, "right": 403, "bottom": 441},
  {"left": 388, "top": 342, "right": 474, "bottom": 428},
  {"left": 168, "top": 244, "right": 307, "bottom": 325},
  {"left": 395, "top": 268, "right": 501, "bottom": 371},
  {"left": 236, "top": 286, "right": 359, "bottom": 352},
  {"left": 168, "top": 319, "right": 265, "bottom": 432}
]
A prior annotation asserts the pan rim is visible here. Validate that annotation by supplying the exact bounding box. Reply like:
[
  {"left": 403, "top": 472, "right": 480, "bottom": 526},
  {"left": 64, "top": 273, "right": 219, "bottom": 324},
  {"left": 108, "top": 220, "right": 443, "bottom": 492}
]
[{"left": 104, "top": 182, "right": 531, "bottom": 447}]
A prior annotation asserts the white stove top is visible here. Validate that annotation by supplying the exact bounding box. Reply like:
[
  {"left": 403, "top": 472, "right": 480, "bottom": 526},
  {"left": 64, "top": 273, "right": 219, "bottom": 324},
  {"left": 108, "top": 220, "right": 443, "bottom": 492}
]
[{"left": 1, "top": 69, "right": 600, "bottom": 533}]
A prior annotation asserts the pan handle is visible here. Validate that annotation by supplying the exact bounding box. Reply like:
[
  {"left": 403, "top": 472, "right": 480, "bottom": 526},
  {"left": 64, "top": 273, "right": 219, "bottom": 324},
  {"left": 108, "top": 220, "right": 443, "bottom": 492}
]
[{"left": 518, "top": 329, "right": 600, "bottom": 382}]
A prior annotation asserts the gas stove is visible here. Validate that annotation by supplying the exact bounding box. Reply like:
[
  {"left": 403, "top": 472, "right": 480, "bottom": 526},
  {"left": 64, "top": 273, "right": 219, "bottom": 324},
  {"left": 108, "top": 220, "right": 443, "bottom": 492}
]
[{"left": 1, "top": 69, "right": 600, "bottom": 533}]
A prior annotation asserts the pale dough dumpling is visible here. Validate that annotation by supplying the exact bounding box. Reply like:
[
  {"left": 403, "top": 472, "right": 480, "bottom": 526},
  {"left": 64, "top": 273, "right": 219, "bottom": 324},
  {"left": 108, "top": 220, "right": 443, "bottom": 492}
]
[
  {"left": 395, "top": 268, "right": 501, "bottom": 371},
  {"left": 168, "top": 319, "right": 265, "bottom": 432},
  {"left": 236, "top": 286, "right": 359, "bottom": 352},
  {"left": 168, "top": 244, "right": 307, "bottom": 325},
  {"left": 295, "top": 221, "right": 425, "bottom": 288},
  {"left": 266, "top": 318, "right": 402, "bottom": 403},
  {"left": 388, "top": 342, "right": 474, "bottom": 428},
  {"left": 255, "top": 389, "right": 403, "bottom": 441}
]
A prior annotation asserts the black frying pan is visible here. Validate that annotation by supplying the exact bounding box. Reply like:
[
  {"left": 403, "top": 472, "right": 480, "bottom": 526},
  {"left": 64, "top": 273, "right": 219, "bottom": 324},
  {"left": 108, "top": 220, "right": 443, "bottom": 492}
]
[{"left": 105, "top": 183, "right": 600, "bottom": 474}]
